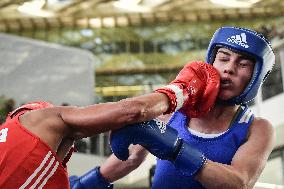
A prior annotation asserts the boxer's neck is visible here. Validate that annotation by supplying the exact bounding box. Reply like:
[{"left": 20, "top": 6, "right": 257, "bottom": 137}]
[{"left": 189, "top": 104, "right": 239, "bottom": 134}]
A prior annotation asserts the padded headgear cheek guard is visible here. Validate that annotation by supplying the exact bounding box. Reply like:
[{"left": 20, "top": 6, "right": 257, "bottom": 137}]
[{"left": 206, "top": 26, "right": 275, "bottom": 104}]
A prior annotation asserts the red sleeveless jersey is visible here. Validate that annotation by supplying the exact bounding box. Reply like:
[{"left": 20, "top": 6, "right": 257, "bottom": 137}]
[{"left": 0, "top": 110, "right": 70, "bottom": 189}]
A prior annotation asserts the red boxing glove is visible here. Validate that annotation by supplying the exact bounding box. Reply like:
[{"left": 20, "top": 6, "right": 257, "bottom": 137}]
[{"left": 155, "top": 61, "right": 220, "bottom": 117}]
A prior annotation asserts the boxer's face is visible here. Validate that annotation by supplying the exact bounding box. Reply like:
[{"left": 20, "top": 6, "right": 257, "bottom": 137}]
[{"left": 213, "top": 48, "right": 255, "bottom": 101}]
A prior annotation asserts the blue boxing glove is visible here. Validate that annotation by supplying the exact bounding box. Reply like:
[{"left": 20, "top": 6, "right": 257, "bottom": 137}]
[
  {"left": 69, "top": 166, "right": 113, "bottom": 189},
  {"left": 110, "top": 119, "right": 207, "bottom": 176},
  {"left": 111, "top": 119, "right": 180, "bottom": 161}
]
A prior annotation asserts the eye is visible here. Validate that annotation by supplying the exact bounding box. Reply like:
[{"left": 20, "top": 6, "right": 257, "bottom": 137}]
[
  {"left": 239, "top": 62, "right": 248, "bottom": 67},
  {"left": 238, "top": 57, "right": 255, "bottom": 68},
  {"left": 217, "top": 55, "right": 229, "bottom": 62},
  {"left": 239, "top": 61, "right": 254, "bottom": 70}
]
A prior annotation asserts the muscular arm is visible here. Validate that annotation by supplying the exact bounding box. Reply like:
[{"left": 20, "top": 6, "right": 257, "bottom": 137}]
[
  {"left": 65, "top": 61, "right": 219, "bottom": 138},
  {"left": 19, "top": 93, "right": 169, "bottom": 153},
  {"left": 195, "top": 118, "right": 275, "bottom": 189},
  {"left": 61, "top": 93, "right": 169, "bottom": 139}
]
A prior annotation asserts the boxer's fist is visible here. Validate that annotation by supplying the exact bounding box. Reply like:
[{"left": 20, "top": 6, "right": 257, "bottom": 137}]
[
  {"left": 110, "top": 119, "right": 206, "bottom": 176},
  {"left": 155, "top": 61, "right": 220, "bottom": 117},
  {"left": 69, "top": 167, "right": 113, "bottom": 189},
  {"left": 110, "top": 119, "right": 179, "bottom": 161}
]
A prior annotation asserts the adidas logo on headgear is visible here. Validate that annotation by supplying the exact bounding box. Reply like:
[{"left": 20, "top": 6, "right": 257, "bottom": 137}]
[{"left": 227, "top": 33, "right": 249, "bottom": 48}]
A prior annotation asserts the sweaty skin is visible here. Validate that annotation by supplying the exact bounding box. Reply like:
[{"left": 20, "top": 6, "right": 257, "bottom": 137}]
[{"left": 19, "top": 93, "right": 170, "bottom": 161}]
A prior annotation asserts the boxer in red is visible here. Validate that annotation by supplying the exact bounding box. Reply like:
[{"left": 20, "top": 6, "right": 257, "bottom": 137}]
[{"left": 0, "top": 61, "right": 219, "bottom": 189}]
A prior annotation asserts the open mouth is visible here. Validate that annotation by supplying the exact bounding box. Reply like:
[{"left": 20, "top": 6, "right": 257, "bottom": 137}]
[{"left": 221, "top": 78, "right": 233, "bottom": 87}]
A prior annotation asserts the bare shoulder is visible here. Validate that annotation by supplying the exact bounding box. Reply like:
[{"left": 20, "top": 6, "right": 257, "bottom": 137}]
[
  {"left": 249, "top": 116, "right": 275, "bottom": 146},
  {"left": 19, "top": 106, "right": 72, "bottom": 150},
  {"left": 20, "top": 106, "right": 65, "bottom": 128},
  {"left": 250, "top": 117, "right": 274, "bottom": 136},
  {"left": 231, "top": 116, "right": 275, "bottom": 179}
]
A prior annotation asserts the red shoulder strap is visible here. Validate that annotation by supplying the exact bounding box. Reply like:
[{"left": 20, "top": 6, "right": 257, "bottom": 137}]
[{"left": 7, "top": 101, "right": 54, "bottom": 120}]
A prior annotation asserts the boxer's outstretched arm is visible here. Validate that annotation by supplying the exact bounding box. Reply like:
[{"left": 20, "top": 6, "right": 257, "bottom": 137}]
[
  {"left": 60, "top": 93, "right": 170, "bottom": 138},
  {"left": 62, "top": 61, "right": 219, "bottom": 139},
  {"left": 16, "top": 71, "right": 162, "bottom": 154},
  {"left": 19, "top": 93, "right": 169, "bottom": 150},
  {"left": 20, "top": 61, "right": 219, "bottom": 146}
]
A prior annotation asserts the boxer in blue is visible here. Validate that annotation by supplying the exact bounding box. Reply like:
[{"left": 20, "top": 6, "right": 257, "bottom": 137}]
[
  {"left": 69, "top": 56, "right": 220, "bottom": 188},
  {"left": 71, "top": 26, "right": 275, "bottom": 189}
]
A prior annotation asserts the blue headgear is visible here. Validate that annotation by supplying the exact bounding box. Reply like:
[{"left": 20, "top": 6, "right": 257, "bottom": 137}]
[{"left": 206, "top": 26, "right": 275, "bottom": 105}]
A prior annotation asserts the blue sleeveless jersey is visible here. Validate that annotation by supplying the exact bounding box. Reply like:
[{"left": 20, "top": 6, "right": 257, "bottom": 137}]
[{"left": 152, "top": 105, "right": 254, "bottom": 189}]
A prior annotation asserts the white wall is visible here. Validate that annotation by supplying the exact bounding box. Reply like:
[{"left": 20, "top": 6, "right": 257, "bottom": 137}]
[
  {"left": 0, "top": 33, "right": 96, "bottom": 106},
  {"left": 251, "top": 92, "right": 284, "bottom": 129}
]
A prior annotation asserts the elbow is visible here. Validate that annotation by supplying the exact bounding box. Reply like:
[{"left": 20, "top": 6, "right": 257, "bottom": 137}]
[
  {"left": 222, "top": 179, "right": 248, "bottom": 189},
  {"left": 239, "top": 178, "right": 249, "bottom": 189},
  {"left": 232, "top": 174, "right": 249, "bottom": 189},
  {"left": 219, "top": 173, "right": 249, "bottom": 189}
]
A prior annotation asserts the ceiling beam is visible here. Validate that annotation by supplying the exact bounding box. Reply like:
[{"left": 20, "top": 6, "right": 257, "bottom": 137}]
[
  {"left": 254, "top": 0, "right": 282, "bottom": 7},
  {"left": 0, "top": 0, "right": 26, "bottom": 8},
  {"left": 56, "top": 0, "right": 90, "bottom": 13},
  {"left": 70, "top": 0, "right": 111, "bottom": 17},
  {"left": 56, "top": 0, "right": 113, "bottom": 16},
  {"left": 1, "top": 6, "right": 284, "bottom": 32},
  {"left": 154, "top": 0, "right": 200, "bottom": 12}
]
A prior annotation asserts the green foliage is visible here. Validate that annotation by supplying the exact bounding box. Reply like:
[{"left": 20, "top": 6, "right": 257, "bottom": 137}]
[
  {"left": 97, "top": 50, "right": 206, "bottom": 69},
  {"left": 14, "top": 16, "right": 284, "bottom": 45},
  {"left": 0, "top": 96, "right": 15, "bottom": 124}
]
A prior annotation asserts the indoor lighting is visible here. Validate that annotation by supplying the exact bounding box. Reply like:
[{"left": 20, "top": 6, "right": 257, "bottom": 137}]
[
  {"left": 17, "top": 0, "right": 54, "bottom": 17},
  {"left": 113, "top": 0, "right": 150, "bottom": 12},
  {"left": 210, "top": 0, "right": 261, "bottom": 8}
]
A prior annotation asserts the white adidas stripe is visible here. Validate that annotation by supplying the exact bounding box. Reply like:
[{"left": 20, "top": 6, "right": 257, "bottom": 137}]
[
  {"left": 19, "top": 151, "right": 52, "bottom": 189},
  {"left": 231, "top": 33, "right": 246, "bottom": 43},
  {"left": 30, "top": 157, "right": 56, "bottom": 189},
  {"left": 20, "top": 151, "right": 59, "bottom": 189},
  {"left": 234, "top": 34, "right": 242, "bottom": 41},
  {"left": 239, "top": 109, "right": 253, "bottom": 124},
  {"left": 227, "top": 33, "right": 249, "bottom": 48},
  {"left": 241, "top": 33, "right": 247, "bottom": 43},
  {"left": 38, "top": 162, "right": 59, "bottom": 189}
]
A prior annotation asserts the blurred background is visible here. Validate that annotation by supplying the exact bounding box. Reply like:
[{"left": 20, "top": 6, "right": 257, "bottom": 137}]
[{"left": 1, "top": 0, "right": 284, "bottom": 188}]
